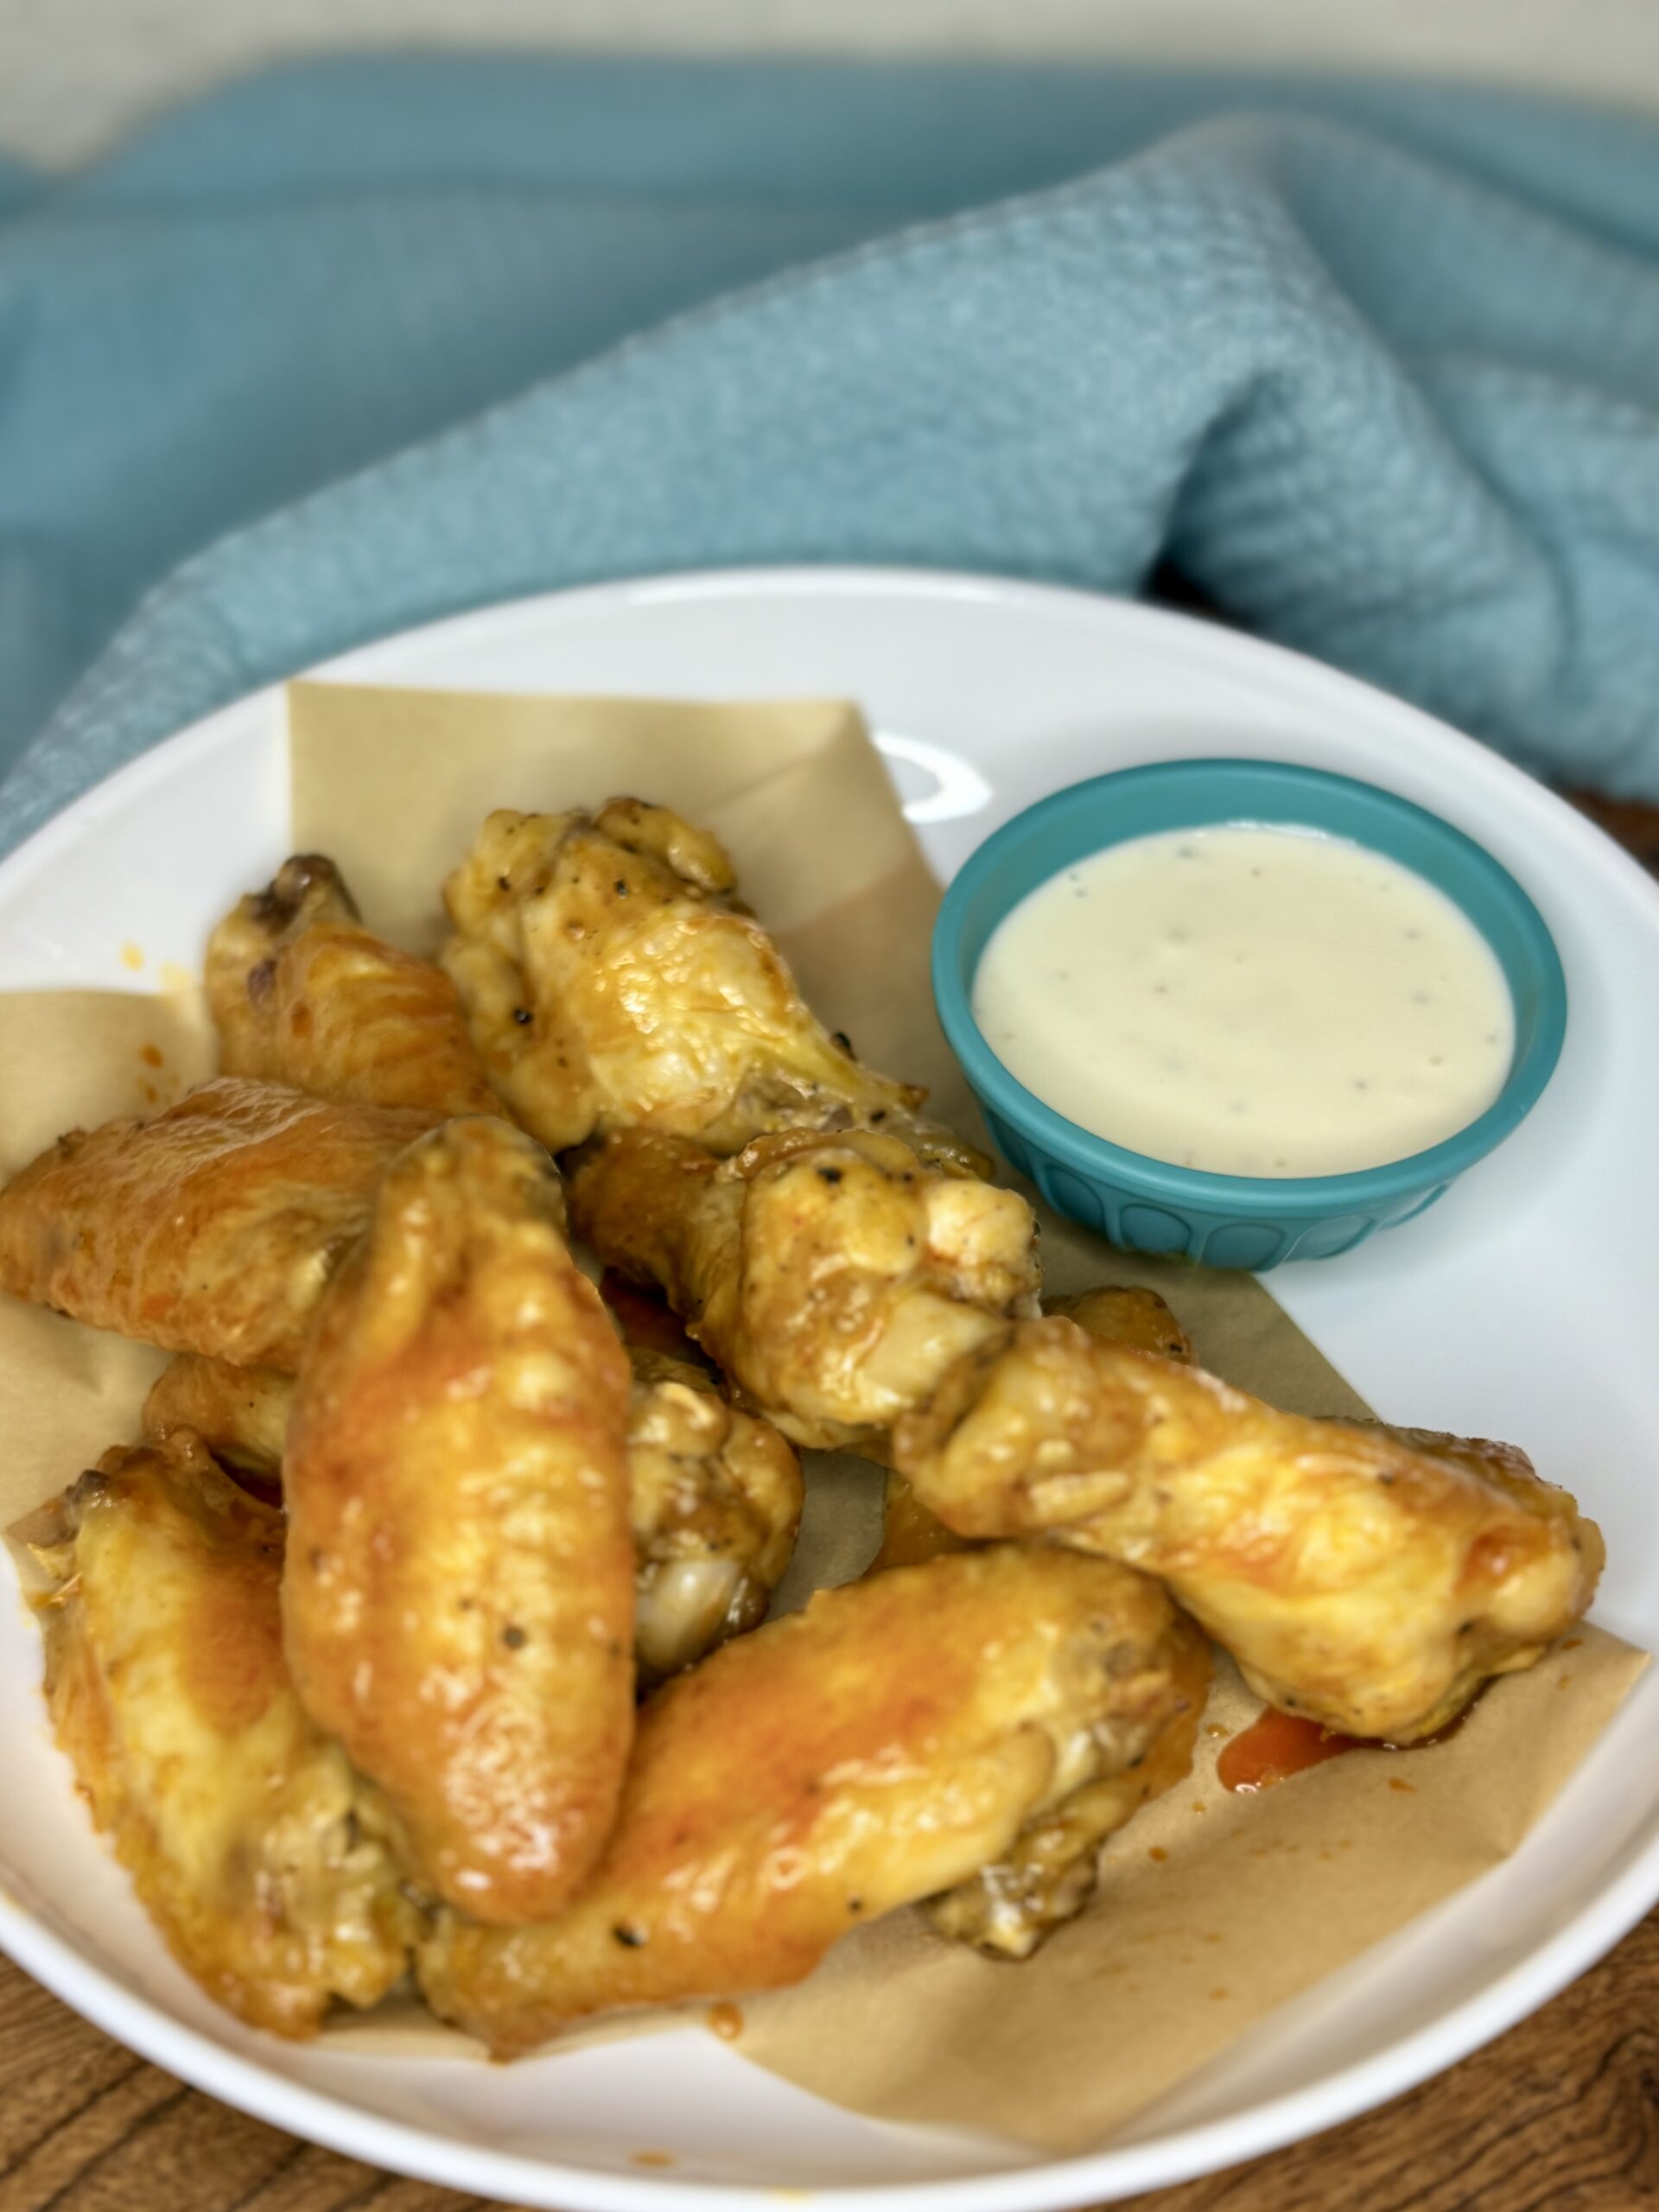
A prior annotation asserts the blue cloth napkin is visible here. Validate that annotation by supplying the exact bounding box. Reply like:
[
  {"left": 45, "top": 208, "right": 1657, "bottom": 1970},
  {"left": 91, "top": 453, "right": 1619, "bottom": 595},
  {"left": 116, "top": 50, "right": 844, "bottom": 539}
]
[{"left": 4, "top": 56, "right": 1659, "bottom": 857}]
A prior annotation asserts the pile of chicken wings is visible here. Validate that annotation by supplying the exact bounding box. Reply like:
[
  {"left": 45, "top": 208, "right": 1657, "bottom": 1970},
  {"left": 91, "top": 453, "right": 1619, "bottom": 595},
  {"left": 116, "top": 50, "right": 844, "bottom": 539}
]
[{"left": 1, "top": 799, "right": 1602, "bottom": 2053}]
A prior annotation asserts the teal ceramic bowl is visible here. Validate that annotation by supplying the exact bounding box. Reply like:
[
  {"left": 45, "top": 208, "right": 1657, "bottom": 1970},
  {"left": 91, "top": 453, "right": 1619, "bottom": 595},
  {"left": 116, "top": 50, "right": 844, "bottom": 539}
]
[{"left": 933, "top": 760, "right": 1567, "bottom": 1269}]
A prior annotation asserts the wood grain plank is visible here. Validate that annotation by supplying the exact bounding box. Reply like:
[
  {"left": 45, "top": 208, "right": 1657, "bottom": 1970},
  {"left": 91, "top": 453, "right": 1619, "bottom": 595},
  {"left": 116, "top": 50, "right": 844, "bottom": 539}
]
[{"left": 4, "top": 1917, "right": 1659, "bottom": 2212}]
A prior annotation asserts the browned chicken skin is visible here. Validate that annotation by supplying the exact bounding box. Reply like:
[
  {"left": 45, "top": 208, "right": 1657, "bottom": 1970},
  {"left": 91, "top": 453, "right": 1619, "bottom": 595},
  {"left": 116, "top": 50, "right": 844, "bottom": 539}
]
[
  {"left": 568, "top": 1126, "right": 1039, "bottom": 1452},
  {"left": 418, "top": 1546, "right": 1210, "bottom": 2054},
  {"left": 625, "top": 1347, "right": 804, "bottom": 1685},
  {"left": 282, "top": 1117, "right": 636, "bottom": 1924},
  {"left": 896, "top": 1319, "right": 1603, "bottom": 1742},
  {"left": 207, "top": 855, "right": 505, "bottom": 1121},
  {"left": 873, "top": 1283, "right": 1194, "bottom": 1573},
  {"left": 143, "top": 1343, "right": 803, "bottom": 1687},
  {"left": 441, "top": 801, "right": 981, "bottom": 1169},
  {"left": 0, "top": 1078, "right": 435, "bottom": 1368},
  {"left": 19, "top": 1434, "right": 418, "bottom": 2037},
  {"left": 143, "top": 1356, "right": 295, "bottom": 1477}
]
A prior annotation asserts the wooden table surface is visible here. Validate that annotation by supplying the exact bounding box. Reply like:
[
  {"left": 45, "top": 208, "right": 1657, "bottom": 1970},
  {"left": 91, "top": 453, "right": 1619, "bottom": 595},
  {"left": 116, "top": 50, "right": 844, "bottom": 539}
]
[{"left": 3, "top": 791, "right": 1655, "bottom": 2212}]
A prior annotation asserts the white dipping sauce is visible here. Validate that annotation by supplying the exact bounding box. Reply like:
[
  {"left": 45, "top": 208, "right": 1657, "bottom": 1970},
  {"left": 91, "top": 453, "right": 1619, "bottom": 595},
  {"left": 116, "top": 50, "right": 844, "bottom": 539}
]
[{"left": 973, "top": 825, "right": 1514, "bottom": 1178}]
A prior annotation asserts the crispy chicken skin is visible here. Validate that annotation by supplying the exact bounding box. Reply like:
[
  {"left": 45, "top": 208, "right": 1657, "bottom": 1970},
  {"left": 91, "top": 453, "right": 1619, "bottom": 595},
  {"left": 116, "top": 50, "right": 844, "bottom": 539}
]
[
  {"left": 896, "top": 1319, "right": 1603, "bottom": 1742},
  {"left": 626, "top": 1347, "right": 804, "bottom": 1685},
  {"left": 568, "top": 1127, "right": 1040, "bottom": 1452},
  {"left": 441, "top": 801, "right": 980, "bottom": 1169},
  {"left": 19, "top": 1434, "right": 418, "bottom": 2037},
  {"left": 874, "top": 1283, "right": 1193, "bottom": 1573},
  {"left": 142, "top": 1343, "right": 801, "bottom": 1686},
  {"left": 0, "top": 1078, "right": 434, "bottom": 1368},
  {"left": 207, "top": 855, "right": 505, "bottom": 1120},
  {"left": 281, "top": 1117, "right": 636, "bottom": 1924},
  {"left": 418, "top": 1546, "right": 1209, "bottom": 2053},
  {"left": 143, "top": 1356, "right": 294, "bottom": 1476}
]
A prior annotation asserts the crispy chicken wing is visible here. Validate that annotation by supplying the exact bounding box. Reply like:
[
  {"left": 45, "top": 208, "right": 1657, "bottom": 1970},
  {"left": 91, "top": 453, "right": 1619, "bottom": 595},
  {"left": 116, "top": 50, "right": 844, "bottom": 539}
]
[
  {"left": 142, "top": 1343, "right": 801, "bottom": 1686},
  {"left": 0, "top": 1078, "right": 434, "bottom": 1368},
  {"left": 568, "top": 1127, "right": 1039, "bottom": 1452},
  {"left": 873, "top": 1282, "right": 1193, "bottom": 1573},
  {"left": 207, "top": 855, "right": 505, "bottom": 1120},
  {"left": 418, "top": 1546, "right": 1209, "bottom": 2053},
  {"left": 18, "top": 1434, "right": 418, "bottom": 2037},
  {"left": 896, "top": 1319, "right": 1603, "bottom": 1741},
  {"left": 626, "top": 1347, "right": 804, "bottom": 1685},
  {"left": 143, "top": 1355, "right": 294, "bottom": 1478},
  {"left": 281, "top": 1117, "right": 636, "bottom": 1923},
  {"left": 441, "top": 801, "right": 980, "bottom": 1168}
]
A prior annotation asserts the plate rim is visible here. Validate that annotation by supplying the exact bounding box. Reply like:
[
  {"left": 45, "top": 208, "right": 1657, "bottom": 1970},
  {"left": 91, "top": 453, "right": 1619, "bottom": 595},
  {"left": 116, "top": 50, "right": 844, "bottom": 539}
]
[{"left": 2, "top": 562, "right": 1656, "bottom": 2211}]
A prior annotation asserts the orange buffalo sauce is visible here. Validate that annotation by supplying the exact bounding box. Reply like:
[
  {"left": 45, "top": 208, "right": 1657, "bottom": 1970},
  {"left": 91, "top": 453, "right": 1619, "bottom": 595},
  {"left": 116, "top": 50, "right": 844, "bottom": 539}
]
[{"left": 1218, "top": 1705, "right": 1470, "bottom": 1793}]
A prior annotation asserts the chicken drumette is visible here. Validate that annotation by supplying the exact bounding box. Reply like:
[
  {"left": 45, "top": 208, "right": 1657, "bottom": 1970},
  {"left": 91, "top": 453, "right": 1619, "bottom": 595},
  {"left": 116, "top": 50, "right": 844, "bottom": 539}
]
[
  {"left": 282, "top": 1117, "right": 636, "bottom": 1924},
  {"left": 418, "top": 1544, "right": 1209, "bottom": 2054},
  {"left": 17, "top": 1433, "right": 418, "bottom": 2037},
  {"left": 441, "top": 801, "right": 981, "bottom": 1170},
  {"left": 207, "top": 854, "right": 505, "bottom": 1120},
  {"left": 568, "top": 1126, "right": 1039, "bottom": 1452},
  {"left": 872, "top": 1281, "right": 1194, "bottom": 1573},
  {"left": 896, "top": 1318, "right": 1603, "bottom": 1743}
]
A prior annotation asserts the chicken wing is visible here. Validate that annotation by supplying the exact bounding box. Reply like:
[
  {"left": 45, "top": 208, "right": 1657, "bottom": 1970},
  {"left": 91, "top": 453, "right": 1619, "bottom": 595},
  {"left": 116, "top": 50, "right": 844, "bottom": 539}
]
[
  {"left": 142, "top": 1342, "right": 801, "bottom": 1686},
  {"left": 626, "top": 1348, "right": 804, "bottom": 1685},
  {"left": 0, "top": 1078, "right": 434, "bottom": 1367},
  {"left": 18, "top": 1433, "right": 418, "bottom": 2037},
  {"left": 143, "top": 1355, "right": 294, "bottom": 1479},
  {"left": 418, "top": 1546, "right": 1209, "bottom": 2054},
  {"left": 441, "top": 801, "right": 981, "bottom": 1168},
  {"left": 567, "top": 1127, "right": 1039, "bottom": 1452},
  {"left": 207, "top": 855, "right": 505, "bottom": 1120},
  {"left": 873, "top": 1282, "right": 1193, "bottom": 1573},
  {"left": 281, "top": 1116, "right": 636, "bottom": 1923},
  {"left": 896, "top": 1318, "right": 1603, "bottom": 1741}
]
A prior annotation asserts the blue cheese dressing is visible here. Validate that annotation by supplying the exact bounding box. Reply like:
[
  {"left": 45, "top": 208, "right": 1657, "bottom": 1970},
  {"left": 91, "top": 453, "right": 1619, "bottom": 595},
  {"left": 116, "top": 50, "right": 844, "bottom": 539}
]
[{"left": 971, "top": 824, "right": 1514, "bottom": 1178}]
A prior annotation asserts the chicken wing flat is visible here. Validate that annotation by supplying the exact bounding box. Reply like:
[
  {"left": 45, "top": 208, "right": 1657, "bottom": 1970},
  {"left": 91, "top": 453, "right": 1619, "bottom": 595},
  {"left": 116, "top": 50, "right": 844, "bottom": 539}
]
[
  {"left": 282, "top": 1116, "right": 636, "bottom": 1924},
  {"left": 896, "top": 1318, "right": 1603, "bottom": 1742},
  {"left": 19, "top": 1434, "right": 418, "bottom": 2037},
  {"left": 626, "top": 1347, "right": 804, "bottom": 1685},
  {"left": 418, "top": 1546, "right": 1209, "bottom": 2055},
  {"left": 568, "top": 1127, "right": 1039, "bottom": 1452},
  {"left": 207, "top": 855, "right": 505, "bottom": 1120},
  {"left": 142, "top": 1342, "right": 801, "bottom": 1685},
  {"left": 441, "top": 801, "right": 981, "bottom": 1168},
  {"left": 0, "top": 1078, "right": 434, "bottom": 1367},
  {"left": 873, "top": 1282, "right": 1193, "bottom": 1573}
]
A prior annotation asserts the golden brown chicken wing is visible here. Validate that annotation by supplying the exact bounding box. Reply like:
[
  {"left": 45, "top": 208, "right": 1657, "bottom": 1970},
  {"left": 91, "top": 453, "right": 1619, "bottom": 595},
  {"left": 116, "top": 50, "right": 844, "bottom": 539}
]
[
  {"left": 1046, "top": 1284, "right": 1194, "bottom": 1363},
  {"left": 896, "top": 1318, "right": 1603, "bottom": 1742},
  {"left": 142, "top": 1341, "right": 801, "bottom": 1686},
  {"left": 568, "top": 1127, "right": 1039, "bottom": 1452},
  {"left": 18, "top": 1434, "right": 418, "bottom": 2037},
  {"left": 626, "top": 1347, "right": 804, "bottom": 1685},
  {"left": 282, "top": 1116, "right": 636, "bottom": 1924},
  {"left": 0, "top": 1078, "right": 434, "bottom": 1368},
  {"left": 872, "top": 1282, "right": 1193, "bottom": 1573},
  {"left": 207, "top": 855, "right": 505, "bottom": 1120},
  {"left": 441, "top": 801, "right": 980, "bottom": 1168},
  {"left": 143, "top": 1355, "right": 294, "bottom": 1479},
  {"left": 418, "top": 1546, "right": 1209, "bottom": 2054}
]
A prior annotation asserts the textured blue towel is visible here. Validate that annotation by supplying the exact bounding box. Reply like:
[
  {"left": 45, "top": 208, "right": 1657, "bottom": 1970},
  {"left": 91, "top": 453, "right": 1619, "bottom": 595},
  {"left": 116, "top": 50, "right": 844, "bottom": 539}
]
[{"left": 4, "top": 57, "right": 1659, "bottom": 857}]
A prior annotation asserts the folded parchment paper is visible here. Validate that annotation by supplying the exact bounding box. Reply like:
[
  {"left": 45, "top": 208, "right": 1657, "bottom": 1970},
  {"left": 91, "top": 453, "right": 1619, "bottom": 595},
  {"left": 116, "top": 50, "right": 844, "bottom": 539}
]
[{"left": 0, "top": 682, "right": 1640, "bottom": 2155}]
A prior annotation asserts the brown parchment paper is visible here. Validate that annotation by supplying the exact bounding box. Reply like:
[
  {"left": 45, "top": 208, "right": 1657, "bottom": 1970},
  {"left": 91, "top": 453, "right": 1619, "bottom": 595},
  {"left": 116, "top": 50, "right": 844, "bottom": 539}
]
[{"left": 0, "top": 682, "right": 1643, "bottom": 2155}]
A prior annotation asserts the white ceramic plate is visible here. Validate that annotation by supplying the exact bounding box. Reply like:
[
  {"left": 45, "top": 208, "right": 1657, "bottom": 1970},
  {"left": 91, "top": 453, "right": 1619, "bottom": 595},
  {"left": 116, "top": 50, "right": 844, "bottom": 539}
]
[{"left": 2, "top": 569, "right": 1656, "bottom": 2210}]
